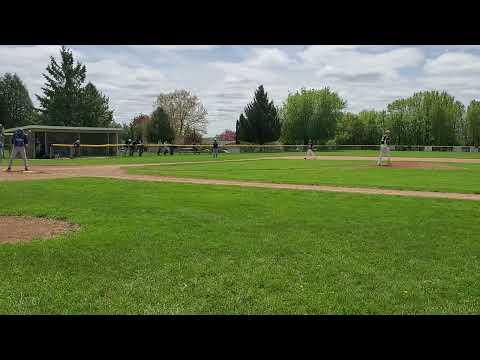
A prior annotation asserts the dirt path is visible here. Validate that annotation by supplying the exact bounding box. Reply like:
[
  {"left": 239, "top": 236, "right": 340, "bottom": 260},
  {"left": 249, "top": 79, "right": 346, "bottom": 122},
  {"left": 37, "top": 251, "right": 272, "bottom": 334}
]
[{"left": 2, "top": 156, "right": 480, "bottom": 201}]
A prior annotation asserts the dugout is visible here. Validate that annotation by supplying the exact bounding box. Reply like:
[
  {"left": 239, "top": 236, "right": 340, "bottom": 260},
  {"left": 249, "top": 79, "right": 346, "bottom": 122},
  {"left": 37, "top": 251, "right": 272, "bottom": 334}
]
[{"left": 4, "top": 125, "right": 123, "bottom": 158}]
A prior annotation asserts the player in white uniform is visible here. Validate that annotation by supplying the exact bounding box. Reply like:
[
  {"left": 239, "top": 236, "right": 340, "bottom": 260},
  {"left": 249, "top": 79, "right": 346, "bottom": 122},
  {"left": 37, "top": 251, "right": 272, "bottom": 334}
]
[
  {"left": 377, "top": 130, "right": 391, "bottom": 166},
  {"left": 304, "top": 140, "right": 315, "bottom": 160}
]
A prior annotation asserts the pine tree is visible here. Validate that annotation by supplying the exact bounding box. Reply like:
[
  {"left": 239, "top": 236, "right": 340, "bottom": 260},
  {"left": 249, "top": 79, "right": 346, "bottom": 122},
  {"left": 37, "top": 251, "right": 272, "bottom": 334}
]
[
  {"left": 237, "top": 114, "right": 248, "bottom": 142},
  {"left": 81, "top": 82, "right": 114, "bottom": 127},
  {"left": 36, "top": 46, "right": 87, "bottom": 126},
  {"left": 235, "top": 119, "right": 240, "bottom": 144},
  {"left": 0, "top": 73, "right": 36, "bottom": 128},
  {"left": 239, "top": 85, "right": 281, "bottom": 144}
]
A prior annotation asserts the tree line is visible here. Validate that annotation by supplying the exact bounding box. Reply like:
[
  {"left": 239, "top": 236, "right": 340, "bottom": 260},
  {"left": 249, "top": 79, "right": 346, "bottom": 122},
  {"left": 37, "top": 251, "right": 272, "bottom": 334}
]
[
  {"left": 2, "top": 46, "right": 480, "bottom": 147},
  {"left": 236, "top": 86, "right": 480, "bottom": 146},
  {"left": 0, "top": 46, "right": 115, "bottom": 129},
  {"left": 0, "top": 46, "right": 210, "bottom": 146}
]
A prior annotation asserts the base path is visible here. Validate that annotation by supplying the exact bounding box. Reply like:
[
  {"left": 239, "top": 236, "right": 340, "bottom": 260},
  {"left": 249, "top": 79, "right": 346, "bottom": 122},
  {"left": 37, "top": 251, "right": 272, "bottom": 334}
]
[
  {"left": 100, "top": 173, "right": 480, "bottom": 201},
  {"left": 2, "top": 156, "right": 480, "bottom": 201}
]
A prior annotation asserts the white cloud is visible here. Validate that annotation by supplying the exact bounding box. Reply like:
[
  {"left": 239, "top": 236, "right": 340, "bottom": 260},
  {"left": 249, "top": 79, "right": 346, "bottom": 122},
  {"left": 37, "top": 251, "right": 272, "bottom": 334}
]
[
  {"left": 300, "top": 45, "right": 425, "bottom": 81},
  {"left": 3, "top": 45, "right": 480, "bottom": 136},
  {"left": 128, "top": 45, "right": 218, "bottom": 51},
  {"left": 424, "top": 52, "right": 480, "bottom": 75}
]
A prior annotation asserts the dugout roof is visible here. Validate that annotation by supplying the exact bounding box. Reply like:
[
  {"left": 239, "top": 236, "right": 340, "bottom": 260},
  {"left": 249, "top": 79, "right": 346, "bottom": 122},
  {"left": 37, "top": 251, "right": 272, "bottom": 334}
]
[{"left": 4, "top": 125, "right": 123, "bottom": 135}]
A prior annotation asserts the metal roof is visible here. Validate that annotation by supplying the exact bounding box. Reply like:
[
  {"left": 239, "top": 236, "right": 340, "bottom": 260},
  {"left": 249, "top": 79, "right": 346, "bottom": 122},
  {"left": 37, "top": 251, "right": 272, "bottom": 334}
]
[{"left": 4, "top": 125, "right": 124, "bottom": 133}]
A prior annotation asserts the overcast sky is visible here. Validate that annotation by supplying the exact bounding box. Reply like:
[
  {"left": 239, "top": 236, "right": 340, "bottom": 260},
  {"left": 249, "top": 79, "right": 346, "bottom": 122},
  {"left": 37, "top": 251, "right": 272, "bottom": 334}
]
[{"left": 1, "top": 45, "right": 480, "bottom": 136}]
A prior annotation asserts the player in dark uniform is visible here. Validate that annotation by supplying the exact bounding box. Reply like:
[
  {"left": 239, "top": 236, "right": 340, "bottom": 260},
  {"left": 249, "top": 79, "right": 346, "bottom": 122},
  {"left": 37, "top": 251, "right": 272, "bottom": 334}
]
[
  {"left": 212, "top": 139, "right": 219, "bottom": 158},
  {"left": 129, "top": 138, "right": 137, "bottom": 157},
  {"left": 137, "top": 138, "right": 144, "bottom": 157}
]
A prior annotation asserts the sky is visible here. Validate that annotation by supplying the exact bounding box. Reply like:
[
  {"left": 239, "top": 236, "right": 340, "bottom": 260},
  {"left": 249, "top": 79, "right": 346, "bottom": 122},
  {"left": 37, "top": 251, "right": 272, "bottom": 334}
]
[{"left": 1, "top": 45, "right": 480, "bottom": 136}]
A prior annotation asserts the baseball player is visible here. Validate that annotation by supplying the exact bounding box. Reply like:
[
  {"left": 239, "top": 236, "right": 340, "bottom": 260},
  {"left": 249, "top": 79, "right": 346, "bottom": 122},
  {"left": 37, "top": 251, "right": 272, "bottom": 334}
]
[
  {"left": 304, "top": 140, "right": 315, "bottom": 160},
  {"left": 212, "top": 138, "right": 219, "bottom": 158},
  {"left": 137, "top": 138, "right": 144, "bottom": 157},
  {"left": 73, "top": 139, "right": 81, "bottom": 158},
  {"left": 377, "top": 130, "right": 391, "bottom": 166},
  {"left": 7, "top": 128, "right": 29, "bottom": 172}
]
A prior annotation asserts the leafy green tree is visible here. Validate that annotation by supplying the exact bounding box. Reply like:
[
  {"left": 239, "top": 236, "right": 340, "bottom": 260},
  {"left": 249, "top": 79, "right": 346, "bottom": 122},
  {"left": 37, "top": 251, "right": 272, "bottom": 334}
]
[
  {"left": 467, "top": 100, "right": 480, "bottom": 147},
  {"left": 129, "top": 114, "right": 150, "bottom": 140},
  {"left": 0, "top": 73, "right": 36, "bottom": 128},
  {"left": 358, "top": 110, "right": 383, "bottom": 144},
  {"left": 148, "top": 107, "right": 175, "bottom": 143},
  {"left": 238, "top": 85, "right": 281, "bottom": 144},
  {"left": 386, "top": 91, "right": 464, "bottom": 145},
  {"left": 120, "top": 123, "right": 135, "bottom": 142},
  {"left": 335, "top": 113, "right": 360, "bottom": 144},
  {"left": 280, "top": 87, "right": 346, "bottom": 144}
]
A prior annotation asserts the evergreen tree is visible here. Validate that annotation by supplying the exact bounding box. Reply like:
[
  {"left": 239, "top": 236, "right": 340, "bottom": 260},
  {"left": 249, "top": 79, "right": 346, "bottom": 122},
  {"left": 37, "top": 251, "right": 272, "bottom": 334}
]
[
  {"left": 0, "top": 73, "right": 36, "bottom": 128},
  {"left": 239, "top": 85, "right": 281, "bottom": 144},
  {"left": 148, "top": 107, "right": 175, "bottom": 143},
  {"left": 237, "top": 114, "right": 248, "bottom": 142},
  {"left": 81, "top": 82, "right": 114, "bottom": 127},
  {"left": 36, "top": 46, "right": 87, "bottom": 126},
  {"left": 235, "top": 119, "right": 240, "bottom": 144}
]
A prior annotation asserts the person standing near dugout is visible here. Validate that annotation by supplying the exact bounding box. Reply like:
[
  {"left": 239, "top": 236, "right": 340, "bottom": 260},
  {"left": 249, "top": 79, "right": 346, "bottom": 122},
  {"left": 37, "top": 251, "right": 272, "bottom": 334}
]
[
  {"left": 73, "top": 138, "right": 81, "bottom": 158},
  {"left": 7, "top": 129, "right": 29, "bottom": 172},
  {"left": 137, "top": 138, "right": 145, "bottom": 157},
  {"left": 129, "top": 138, "right": 136, "bottom": 157},
  {"left": 377, "top": 130, "right": 391, "bottom": 166}
]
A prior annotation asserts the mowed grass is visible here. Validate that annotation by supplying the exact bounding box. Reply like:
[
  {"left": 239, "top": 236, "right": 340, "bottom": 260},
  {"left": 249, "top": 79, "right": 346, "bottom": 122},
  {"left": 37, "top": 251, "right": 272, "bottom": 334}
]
[
  {"left": 1, "top": 178, "right": 480, "bottom": 314},
  {"left": 129, "top": 159, "right": 480, "bottom": 194},
  {"left": 3, "top": 151, "right": 291, "bottom": 166},
  {"left": 3, "top": 148, "right": 480, "bottom": 167},
  {"left": 317, "top": 149, "right": 480, "bottom": 158}
]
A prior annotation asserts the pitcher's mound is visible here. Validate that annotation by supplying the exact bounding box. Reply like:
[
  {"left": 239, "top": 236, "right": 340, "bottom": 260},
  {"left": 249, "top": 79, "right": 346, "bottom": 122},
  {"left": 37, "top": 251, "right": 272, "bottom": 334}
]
[{"left": 0, "top": 216, "right": 79, "bottom": 244}]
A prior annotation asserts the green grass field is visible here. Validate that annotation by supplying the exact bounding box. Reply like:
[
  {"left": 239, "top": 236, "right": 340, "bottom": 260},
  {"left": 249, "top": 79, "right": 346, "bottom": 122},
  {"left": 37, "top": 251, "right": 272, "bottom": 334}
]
[
  {"left": 317, "top": 149, "right": 480, "bottom": 158},
  {"left": 1, "top": 178, "right": 480, "bottom": 314},
  {"left": 129, "top": 159, "right": 480, "bottom": 194},
  {"left": 3, "top": 148, "right": 480, "bottom": 167},
  {"left": 2, "top": 151, "right": 288, "bottom": 166}
]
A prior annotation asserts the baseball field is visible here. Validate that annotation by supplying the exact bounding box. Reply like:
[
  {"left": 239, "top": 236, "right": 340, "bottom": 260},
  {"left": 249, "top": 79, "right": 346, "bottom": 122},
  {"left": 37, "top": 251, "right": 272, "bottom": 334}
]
[{"left": 1, "top": 151, "right": 480, "bottom": 314}]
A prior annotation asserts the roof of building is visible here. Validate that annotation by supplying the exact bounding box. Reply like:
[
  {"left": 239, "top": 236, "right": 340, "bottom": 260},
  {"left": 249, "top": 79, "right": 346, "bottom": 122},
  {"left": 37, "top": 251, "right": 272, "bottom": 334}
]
[{"left": 4, "top": 125, "right": 123, "bottom": 134}]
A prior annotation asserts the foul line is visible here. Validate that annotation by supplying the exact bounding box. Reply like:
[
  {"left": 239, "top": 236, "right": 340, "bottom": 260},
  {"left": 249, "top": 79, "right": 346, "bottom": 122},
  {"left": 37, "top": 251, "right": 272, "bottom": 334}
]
[{"left": 99, "top": 172, "right": 480, "bottom": 202}]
